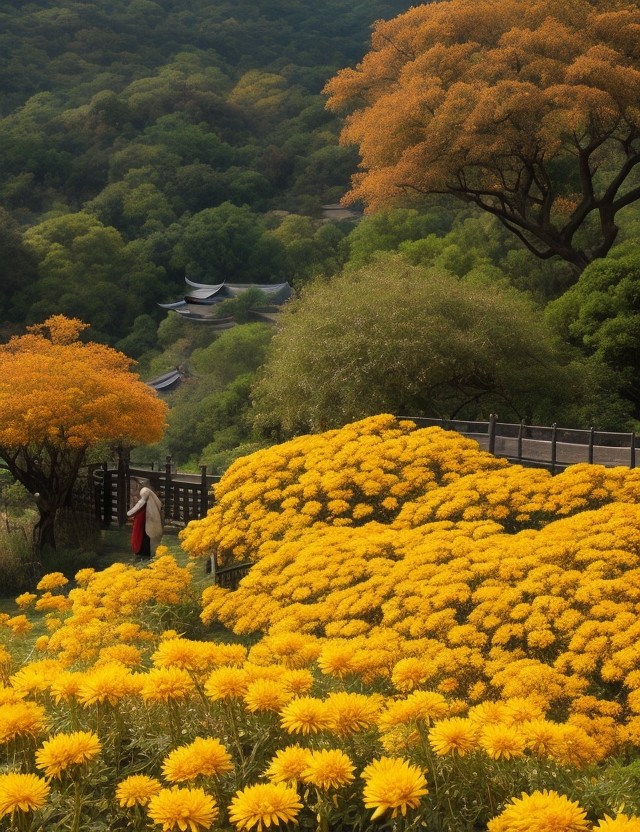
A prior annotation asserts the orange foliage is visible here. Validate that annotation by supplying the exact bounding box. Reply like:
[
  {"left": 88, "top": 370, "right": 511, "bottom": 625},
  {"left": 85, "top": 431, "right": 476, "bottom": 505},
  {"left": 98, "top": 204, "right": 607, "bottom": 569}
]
[
  {"left": 324, "top": 0, "right": 640, "bottom": 272},
  {"left": 0, "top": 316, "right": 167, "bottom": 549},
  {"left": 0, "top": 316, "right": 166, "bottom": 450}
]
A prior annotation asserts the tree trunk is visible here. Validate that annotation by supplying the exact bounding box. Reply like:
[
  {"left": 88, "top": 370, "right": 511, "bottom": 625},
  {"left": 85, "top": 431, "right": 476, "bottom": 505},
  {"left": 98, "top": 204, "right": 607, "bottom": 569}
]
[
  {"left": 33, "top": 503, "right": 58, "bottom": 552},
  {"left": 0, "top": 444, "right": 89, "bottom": 554}
]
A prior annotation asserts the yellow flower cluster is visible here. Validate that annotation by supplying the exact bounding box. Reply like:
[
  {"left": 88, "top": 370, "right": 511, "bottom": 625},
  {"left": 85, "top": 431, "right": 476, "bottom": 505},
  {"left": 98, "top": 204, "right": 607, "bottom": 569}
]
[
  {"left": 35, "top": 730, "right": 102, "bottom": 778},
  {"left": 6, "top": 416, "right": 640, "bottom": 830},
  {"left": 187, "top": 418, "right": 640, "bottom": 740},
  {"left": 395, "top": 461, "right": 640, "bottom": 532},
  {"left": 181, "top": 414, "right": 507, "bottom": 562},
  {"left": 20, "top": 556, "right": 195, "bottom": 665},
  {"left": 0, "top": 611, "right": 634, "bottom": 830}
]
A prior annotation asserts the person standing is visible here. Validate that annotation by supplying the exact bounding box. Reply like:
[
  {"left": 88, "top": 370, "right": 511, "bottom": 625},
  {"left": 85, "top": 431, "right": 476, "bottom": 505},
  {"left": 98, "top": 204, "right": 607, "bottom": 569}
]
[{"left": 128, "top": 479, "right": 164, "bottom": 558}]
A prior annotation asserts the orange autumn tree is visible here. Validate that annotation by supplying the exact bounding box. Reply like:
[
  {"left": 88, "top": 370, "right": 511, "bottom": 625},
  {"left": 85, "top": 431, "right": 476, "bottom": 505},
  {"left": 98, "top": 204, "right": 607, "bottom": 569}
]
[
  {"left": 324, "top": 0, "right": 640, "bottom": 275},
  {"left": 0, "top": 316, "right": 167, "bottom": 551}
]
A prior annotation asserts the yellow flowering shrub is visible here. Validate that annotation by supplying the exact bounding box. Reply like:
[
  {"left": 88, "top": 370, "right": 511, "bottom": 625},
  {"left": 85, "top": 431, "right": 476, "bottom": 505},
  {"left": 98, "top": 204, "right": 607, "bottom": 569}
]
[
  {"left": 188, "top": 418, "right": 640, "bottom": 732},
  {"left": 33, "top": 556, "right": 196, "bottom": 665},
  {"left": 181, "top": 414, "right": 508, "bottom": 562},
  {"left": 4, "top": 416, "right": 640, "bottom": 830}
]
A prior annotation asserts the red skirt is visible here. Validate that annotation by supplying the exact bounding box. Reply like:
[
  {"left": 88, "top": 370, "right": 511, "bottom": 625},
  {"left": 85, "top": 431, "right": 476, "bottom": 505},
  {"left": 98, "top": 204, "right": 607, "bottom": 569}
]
[{"left": 131, "top": 508, "right": 146, "bottom": 553}]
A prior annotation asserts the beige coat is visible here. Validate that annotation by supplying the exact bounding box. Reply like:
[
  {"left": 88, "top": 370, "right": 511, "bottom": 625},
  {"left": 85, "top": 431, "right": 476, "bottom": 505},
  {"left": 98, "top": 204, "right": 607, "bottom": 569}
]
[{"left": 127, "top": 487, "right": 164, "bottom": 555}]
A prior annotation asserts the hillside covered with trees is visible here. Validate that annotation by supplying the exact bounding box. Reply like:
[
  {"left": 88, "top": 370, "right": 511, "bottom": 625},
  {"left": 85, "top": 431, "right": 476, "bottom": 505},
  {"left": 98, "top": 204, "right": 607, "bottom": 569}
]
[
  {"left": 2, "top": 0, "right": 640, "bottom": 471},
  {"left": 0, "top": 0, "right": 409, "bottom": 341}
]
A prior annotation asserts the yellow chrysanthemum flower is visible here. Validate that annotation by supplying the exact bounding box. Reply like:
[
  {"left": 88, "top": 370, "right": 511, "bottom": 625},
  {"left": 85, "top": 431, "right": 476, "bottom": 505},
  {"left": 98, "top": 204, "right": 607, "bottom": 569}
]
[
  {"left": 76, "top": 662, "right": 134, "bottom": 706},
  {"left": 487, "top": 790, "right": 589, "bottom": 832},
  {"left": 243, "top": 679, "right": 293, "bottom": 713},
  {"left": 228, "top": 782, "right": 302, "bottom": 831},
  {"left": 521, "top": 719, "right": 563, "bottom": 756},
  {"left": 147, "top": 786, "right": 218, "bottom": 832},
  {"left": 116, "top": 775, "right": 162, "bottom": 808},
  {"left": 35, "top": 731, "right": 101, "bottom": 778},
  {"left": 34, "top": 636, "right": 50, "bottom": 652},
  {"left": 162, "top": 737, "right": 233, "bottom": 782},
  {"left": 317, "top": 643, "right": 357, "bottom": 678},
  {"left": 74, "top": 568, "right": 95, "bottom": 585},
  {"left": 14, "top": 593, "right": 37, "bottom": 609},
  {"left": 0, "top": 701, "right": 47, "bottom": 743},
  {"left": 97, "top": 643, "right": 143, "bottom": 666},
  {"left": 429, "top": 718, "right": 479, "bottom": 757},
  {"left": 204, "top": 666, "right": 249, "bottom": 700},
  {"left": 409, "top": 690, "right": 450, "bottom": 723},
  {"left": 10, "top": 659, "right": 63, "bottom": 695},
  {"left": 49, "top": 672, "right": 84, "bottom": 704},
  {"left": 34, "top": 593, "right": 72, "bottom": 613},
  {"left": 593, "top": 815, "right": 640, "bottom": 832},
  {"left": 479, "top": 723, "right": 527, "bottom": 760},
  {"left": 362, "top": 757, "right": 428, "bottom": 820},
  {"left": 151, "top": 638, "right": 216, "bottom": 672},
  {"left": 503, "top": 697, "right": 546, "bottom": 726},
  {"left": 0, "top": 772, "right": 50, "bottom": 818},
  {"left": 6, "top": 615, "right": 33, "bottom": 635},
  {"left": 301, "top": 748, "right": 355, "bottom": 791},
  {"left": 467, "top": 701, "right": 509, "bottom": 727},
  {"left": 325, "top": 691, "right": 380, "bottom": 736},
  {"left": 265, "top": 745, "right": 312, "bottom": 784},
  {"left": 140, "top": 667, "right": 195, "bottom": 702},
  {"left": 280, "top": 696, "right": 332, "bottom": 734},
  {"left": 36, "top": 572, "right": 68, "bottom": 591},
  {"left": 391, "top": 657, "right": 429, "bottom": 691},
  {"left": 207, "top": 642, "right": 248, "bottom": 667},
  {"left": 280, "top": 669, "right": 314, "bottom": 695}
]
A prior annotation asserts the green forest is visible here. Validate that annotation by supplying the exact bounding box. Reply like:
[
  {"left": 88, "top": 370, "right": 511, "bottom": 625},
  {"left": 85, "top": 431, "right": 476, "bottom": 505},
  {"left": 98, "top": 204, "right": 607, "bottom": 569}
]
[{"left": 2, "top": 0, "right": 640, "bottom": 472}]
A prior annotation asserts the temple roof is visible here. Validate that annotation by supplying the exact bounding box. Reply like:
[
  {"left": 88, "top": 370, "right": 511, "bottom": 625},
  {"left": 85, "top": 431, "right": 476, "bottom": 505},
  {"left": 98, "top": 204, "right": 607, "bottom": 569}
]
[{"left": 159, "top": 280, "right": 292, "bottom": 321}]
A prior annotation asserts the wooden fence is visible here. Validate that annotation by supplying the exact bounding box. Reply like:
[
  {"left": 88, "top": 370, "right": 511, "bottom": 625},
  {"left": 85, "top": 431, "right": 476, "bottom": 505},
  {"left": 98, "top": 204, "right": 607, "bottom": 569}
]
[
  {"left": 87, "top": 418, "right": 636, "bottom": 530},
  {"left": 402, "top": 415, "right": 637, "bottom": 473},
  {"left": 89, "top": 456, "right": 220, "bottom": 529}
]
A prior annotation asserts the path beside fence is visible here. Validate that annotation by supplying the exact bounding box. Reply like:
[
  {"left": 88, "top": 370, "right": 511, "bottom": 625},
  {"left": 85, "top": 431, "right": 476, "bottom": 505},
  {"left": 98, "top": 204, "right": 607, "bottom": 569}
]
[{"left": 402, "top": 415, "right": 636, "bottom": 473}]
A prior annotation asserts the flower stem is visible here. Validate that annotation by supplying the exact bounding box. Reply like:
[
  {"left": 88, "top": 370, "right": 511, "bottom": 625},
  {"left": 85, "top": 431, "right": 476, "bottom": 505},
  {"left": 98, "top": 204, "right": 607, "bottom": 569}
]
[{"left": 71, "top": 781, "right": 82, "bottom": 832}]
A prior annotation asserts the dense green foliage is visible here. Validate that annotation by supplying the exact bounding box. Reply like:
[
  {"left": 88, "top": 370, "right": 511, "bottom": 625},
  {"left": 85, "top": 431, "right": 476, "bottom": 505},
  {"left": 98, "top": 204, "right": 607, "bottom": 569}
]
[
  {"left": 546, "top": 245, "right": 640, "bottom": 415},
  {"left": 252, "top": 256, "right": 632, "bottom": 436},
  {"left": 131, "top": 323, "right": 273, "bottom": 471},
  {"left": 2, "top": 0, "right": 640, "bottom": 469},
  {"left": 0, "top": 0, "right": 407, "bottom": 343}
]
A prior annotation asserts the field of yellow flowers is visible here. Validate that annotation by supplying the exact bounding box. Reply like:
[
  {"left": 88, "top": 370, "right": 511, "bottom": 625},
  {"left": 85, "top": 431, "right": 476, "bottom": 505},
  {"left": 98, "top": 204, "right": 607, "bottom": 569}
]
[{"left": 3, "top": 415, "right": 640, "bottom": 831}]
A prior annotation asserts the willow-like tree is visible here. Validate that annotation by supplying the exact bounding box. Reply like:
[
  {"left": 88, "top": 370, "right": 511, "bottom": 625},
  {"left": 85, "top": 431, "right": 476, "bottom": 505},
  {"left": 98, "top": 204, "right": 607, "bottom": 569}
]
[
  {"left": 0, "top": 316, "right": 167, "bottom": 551},
  {"left": 251, "top": 257, "right": 581, "bottom": 436},
  {"left": 324, "top": 0, "right": 640, "bottom": 275}
]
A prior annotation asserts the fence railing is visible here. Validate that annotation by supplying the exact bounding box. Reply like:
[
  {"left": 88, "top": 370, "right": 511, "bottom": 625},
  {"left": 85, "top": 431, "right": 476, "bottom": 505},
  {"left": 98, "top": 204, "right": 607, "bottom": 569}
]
[
  {"left": 90, "top": 456, "right": 220, "bottom": 529},
  {"left": 401, "top": 415, "right": 637, "bottom": 473}
]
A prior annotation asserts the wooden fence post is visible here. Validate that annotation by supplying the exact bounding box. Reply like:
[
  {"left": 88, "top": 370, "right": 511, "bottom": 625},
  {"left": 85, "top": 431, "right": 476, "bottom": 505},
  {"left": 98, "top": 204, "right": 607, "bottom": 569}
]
[
  {"left": 588, "top": 427, "right": 594, "bottom": 465},
  {"left": 488, "top": 413, "right": 497, "bottom": 455},
  {"left": 165, "top": 456, "right": 173, "bottom": 521},
  {"left": 116, "top": 446, "right": 129, "bottom": 528},
  {"left": 200, "top": 465, "right": 209, "bottom": 518},
  {"left": 94, "top": 467, "right": 103, "bottom": 525},
  {"left": 517, "top": 420, "right": 524, "bottom": 462},
  {"left": 551, "top": 423, "right": 557, "bottom": 474},
  {"left": 102, "top": 461, "right": 112, "bottom": 527},
  {"left": 631, "top": 432, "right": 636, "bottom": 470}
]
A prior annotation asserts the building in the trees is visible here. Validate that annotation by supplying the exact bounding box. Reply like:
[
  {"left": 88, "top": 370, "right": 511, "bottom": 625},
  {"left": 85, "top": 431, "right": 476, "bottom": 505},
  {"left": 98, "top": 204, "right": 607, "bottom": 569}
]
[{"left": 158, "top": 278, "right": 291, "bottom": 328}]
